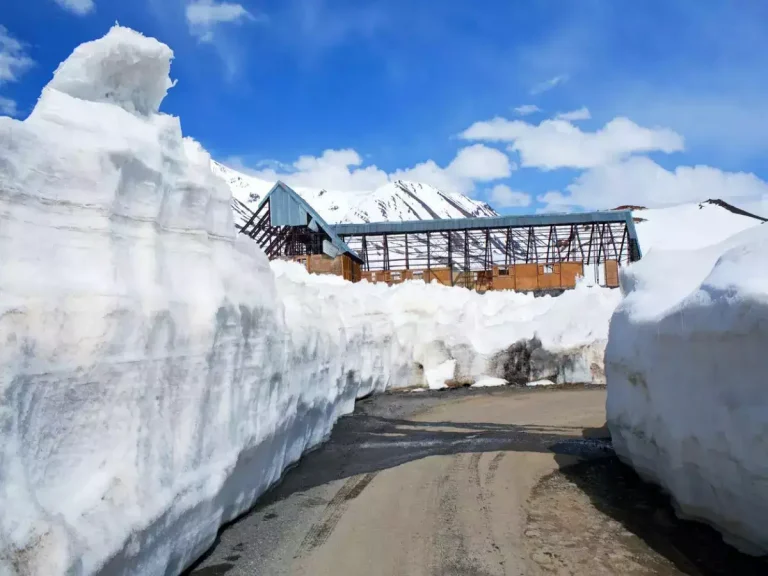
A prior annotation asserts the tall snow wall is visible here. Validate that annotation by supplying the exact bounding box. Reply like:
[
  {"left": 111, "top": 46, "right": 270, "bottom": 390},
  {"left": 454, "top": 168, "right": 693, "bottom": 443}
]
[
  {"left": 0, "top": 26, "right": 410, "bottom": 576},
  {"left": 272, "top": 260, "right": 618, "bottom": 389},
  {"left": 0, "top": 27, "right": 619, "bottom": 576},
  {"left": 606, "top": 224, "right": 768, "bottom": 554}
]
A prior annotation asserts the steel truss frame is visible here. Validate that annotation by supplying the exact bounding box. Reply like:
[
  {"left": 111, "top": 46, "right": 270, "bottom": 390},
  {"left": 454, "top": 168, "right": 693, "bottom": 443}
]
[{"left": 338, "top": 221, "right": 637, "bottom": 287}]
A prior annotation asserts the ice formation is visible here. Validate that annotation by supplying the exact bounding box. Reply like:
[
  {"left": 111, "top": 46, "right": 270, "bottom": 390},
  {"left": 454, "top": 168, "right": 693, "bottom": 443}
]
[
  {"left": 606, "top": 223, "right": 768, "bottom": 554},
  {"left": 0, "top": 27, "right": 618, "bottom": 576}
]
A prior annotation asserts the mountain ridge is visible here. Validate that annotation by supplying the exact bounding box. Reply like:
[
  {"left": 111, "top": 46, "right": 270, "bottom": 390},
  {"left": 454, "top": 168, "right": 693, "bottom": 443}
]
[{"left": 211, "top": 160, "right": 498, "bottom": 228}]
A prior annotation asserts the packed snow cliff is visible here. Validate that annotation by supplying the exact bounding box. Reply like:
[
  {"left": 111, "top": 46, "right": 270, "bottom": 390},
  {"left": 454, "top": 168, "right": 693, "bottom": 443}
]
[
  {"left": 0, "top": 27, "right": 618, "bottom": 576},
  {"left": 273, "top": 260, "right": 619, "bottom": 390},
  {"left": 606, "top": 222, "right": 768, "bottom": 554}
]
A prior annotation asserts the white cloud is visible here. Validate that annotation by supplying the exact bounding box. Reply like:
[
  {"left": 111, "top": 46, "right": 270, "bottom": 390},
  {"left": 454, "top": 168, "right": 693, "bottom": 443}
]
[
  {"left": 390, "top": 160, "right": 467, "bottom": 194},
  {"left": 537, "top": 156, "right": 768, "bottom": 211},
  {"left": 0, "top": 26, "right": 34, "bottom": 84},
  {"left": 52, "top": 0, "right": 94, "bottom": 15},
  {"left": 186, "top": 0, "right": 255, "bottom": 41},
  {"left": 393, "top": 144, "right": 513, "bottom": 195},
  {"left": 0, "top": 27, "right": 33, "bottom": 117},
  {"left": 446, "top": 144, "right": 513, "bottom": 181},
  {"left": 514, "top": 104, "right": 540, "bottom": 116},
  {"left": 461, "top": 115, "right": 684, "bottom": 170},
  {"left": 245, "top": 145, "right": 513, "bottom": 196},
  {"left": 488, "top": 184, "right": 531, "bottom": 208},
  {"left": 555, "top": 107, "right": 590, "bottom": 121},
  {"left": 530, "top": 74, "right": 568, "bottom": 95},
  {"left": 254, "top": 149, "right": 390, "bottom": 192},
  {"left": 0, "top": 95, "right": 17, "bottom": 116},
  {"left": 290, "top": 0, "right": 386, "bottom": 51}
]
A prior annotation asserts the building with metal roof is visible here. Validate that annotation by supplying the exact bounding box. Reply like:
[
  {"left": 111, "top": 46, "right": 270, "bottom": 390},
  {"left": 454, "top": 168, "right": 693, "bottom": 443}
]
[{"left": 239, "top": 181, "right": 641, "bottom": 291}]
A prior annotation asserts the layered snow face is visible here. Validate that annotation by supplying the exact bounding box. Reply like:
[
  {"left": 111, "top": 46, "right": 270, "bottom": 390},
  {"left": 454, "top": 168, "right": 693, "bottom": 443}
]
[
  {"left": 273, "top": 261, "right": 620, "bottom": 390},
  {"left": 0, "top": 26, "right": 618, "bottom": 576},
  {"left": 0, "top": 26, "right": 409, "bottom": 576},
  {"left": 212, "top": 160, "right": 497, "bottom": 228},
  {"left": 606, "top": 223, "right": 768, "bottom": 554}
]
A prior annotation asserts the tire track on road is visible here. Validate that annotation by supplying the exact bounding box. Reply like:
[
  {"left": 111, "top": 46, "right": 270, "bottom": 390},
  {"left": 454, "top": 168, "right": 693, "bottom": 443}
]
[
  {"left": 486, "top": 452, "right": 506, "bottom": 485},
  {"left": 472, "top": 452, "right": 505, "bottom": 572},
  {"left": 296, "top": 472, "right": 378, "bottom": 557}
]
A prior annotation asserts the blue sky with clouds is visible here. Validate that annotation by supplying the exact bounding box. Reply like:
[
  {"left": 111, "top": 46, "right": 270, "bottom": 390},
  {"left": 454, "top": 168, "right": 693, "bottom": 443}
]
[{"left": 2, "top": 0, "right": 768, "bottom": 213}]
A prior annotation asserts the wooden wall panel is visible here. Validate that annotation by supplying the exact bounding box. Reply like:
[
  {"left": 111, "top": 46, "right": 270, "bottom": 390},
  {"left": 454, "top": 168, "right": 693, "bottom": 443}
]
[
  {"left": 427, "top": 268, "right": 453, "bottom": 286},
  {"left": 605, "top": 259, "right": 620, "bottom": 287},
  {"left": 512, "top": 263, "right": 538, "bottom": 290},
  {"left": 307, "top": 254, "right": 339, "bottom": 275},
  {"left": 492, "top": 276, "right": 517, "bottom": 290},
  {"left": 341, "top": 260, "right": 594, "bottom": 290},
  {"left": 514, "top": 263, "right": 538, "bottom": 278},
  {"left": 340, "top": 255, "right": 362, "bottom": 282},
  {"left": 514, "top": 276, "right": 538, "bottom": 291},
  {"left": 561, "top": 262, "right": 584, "bottom": 288},
  {"left": 537, "top": 273, "right": 560, "bottom": 289}
]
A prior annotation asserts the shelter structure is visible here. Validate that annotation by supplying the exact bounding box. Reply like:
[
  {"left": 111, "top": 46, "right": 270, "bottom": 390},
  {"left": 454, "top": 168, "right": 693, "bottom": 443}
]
[
  {"left": 238, "top": 182, "right": 363, "bottom": 282},
  {"left": 239, "top": 181, "right": 641, "bottom": 291}
]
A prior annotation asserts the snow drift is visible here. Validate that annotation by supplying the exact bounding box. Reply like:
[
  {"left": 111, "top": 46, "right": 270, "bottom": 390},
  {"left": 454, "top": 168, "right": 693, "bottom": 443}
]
[
  {"left": 0, "top": 27, "right": 617, "bottom": 576},
  {"left": 272, "top": 260, "right": 620, "bottom": 390},
  {"left": 606, "top": 222, "right": 768, "bottom": 554}
]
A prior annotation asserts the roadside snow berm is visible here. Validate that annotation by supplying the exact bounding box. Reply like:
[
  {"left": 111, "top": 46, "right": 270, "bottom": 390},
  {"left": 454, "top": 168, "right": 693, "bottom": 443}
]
[
  {"left": 606, "top": 222, "right": 768, "bottom": 554},
  {"left": 0, "top": 25, "right": 410, "bottom": 576}
]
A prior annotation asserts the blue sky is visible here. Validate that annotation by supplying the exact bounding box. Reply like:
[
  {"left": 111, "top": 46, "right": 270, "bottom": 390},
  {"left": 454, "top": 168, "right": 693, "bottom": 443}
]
[{"left": 2, "top": 0, "right": 768, "bottom": 213}]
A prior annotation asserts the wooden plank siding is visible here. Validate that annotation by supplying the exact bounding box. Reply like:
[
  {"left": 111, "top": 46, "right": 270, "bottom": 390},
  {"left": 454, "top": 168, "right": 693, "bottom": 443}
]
[{"left": 293, "top": 257, "right": 591, "bottom": 292}]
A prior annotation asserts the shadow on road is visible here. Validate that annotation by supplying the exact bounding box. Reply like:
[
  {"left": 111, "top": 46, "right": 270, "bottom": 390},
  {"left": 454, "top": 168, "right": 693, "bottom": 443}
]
[
  {"left": 551, "top": 425, "right": 768, "bottom": 576},
  {"left": 257, "top": 408, "right": 610, "bottom": 509},
  {"left": 187, "top": 389, "right": 766, "bottom": 576},
  {"left": 184, "top": 388, "right": 609, "bottom": 575}
]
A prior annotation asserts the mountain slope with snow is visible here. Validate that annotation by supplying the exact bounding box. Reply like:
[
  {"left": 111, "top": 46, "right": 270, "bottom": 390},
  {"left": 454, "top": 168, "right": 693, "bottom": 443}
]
[
  {"left": 211, "top": 161, "right": 497, "bottom": 228},
  {"left": 214, "top": 161, "right": 767, "bottom": 256},
  {"left": 631, "top": 199, "right": 767, "bottom": 254}
]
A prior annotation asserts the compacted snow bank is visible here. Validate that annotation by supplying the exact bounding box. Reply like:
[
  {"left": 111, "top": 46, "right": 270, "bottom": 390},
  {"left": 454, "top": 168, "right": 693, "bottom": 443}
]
[
  {"left": 272, "top": 260, "right": 620, "bottom": 390},
  {"left": 0, "top": 27, "right": 619, "bottom": 576},
  {"left": 0, "top": 27, "right": 406, "bottom": 576},
  {"left": 606, "top": 223, "right": 768, "bottom": 554}
]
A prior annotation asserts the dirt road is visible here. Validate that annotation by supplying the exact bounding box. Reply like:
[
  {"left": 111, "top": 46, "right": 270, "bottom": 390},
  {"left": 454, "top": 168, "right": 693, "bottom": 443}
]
[{"left": 188, "top": 387, "right": 766, "bottom": 576}]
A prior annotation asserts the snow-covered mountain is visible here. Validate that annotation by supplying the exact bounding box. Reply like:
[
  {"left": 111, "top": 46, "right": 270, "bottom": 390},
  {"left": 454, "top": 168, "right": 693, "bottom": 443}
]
[
  {"left": 628, "top": 199, "right": 767, "bottom": 253},
  {"left": 211, "top": 160, "right": 498, "bottom": 228},
  {"left": 212, "top": 161, "right": 768, "bottom": 256}
]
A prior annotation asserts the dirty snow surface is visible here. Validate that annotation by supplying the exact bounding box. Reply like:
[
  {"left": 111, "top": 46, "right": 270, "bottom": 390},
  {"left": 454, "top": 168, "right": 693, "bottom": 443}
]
[
  {"left": 606, "top": 222, "right": 768, "bottom": 555},
  {"left": 0, "top": 27, "right": 619, "bottom": 576}
]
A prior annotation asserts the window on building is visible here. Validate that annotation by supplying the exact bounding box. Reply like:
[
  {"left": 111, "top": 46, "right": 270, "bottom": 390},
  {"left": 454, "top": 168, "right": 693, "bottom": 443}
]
[
  {"left": 543, "top": 264, "right": 554, "bottom": 274},
  {"left": 499, "top": 268, "right": 510, "bottom": 276}
]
